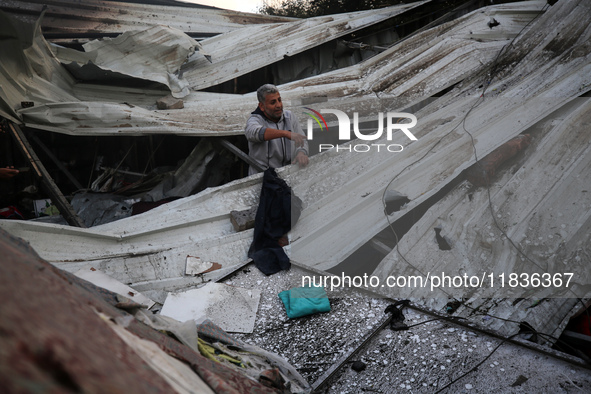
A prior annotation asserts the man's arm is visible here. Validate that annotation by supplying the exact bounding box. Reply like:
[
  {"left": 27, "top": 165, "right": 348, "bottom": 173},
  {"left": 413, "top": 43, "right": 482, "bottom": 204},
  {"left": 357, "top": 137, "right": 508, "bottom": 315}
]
[
  {"left": 263, "top": 128, "right": 306, "bottom": 147},
  {"left": 245, "top": 113, "right": 309, "bottom": 168},
  {"left": 245, "top": 118, "right": 306, "bottom": 147}
]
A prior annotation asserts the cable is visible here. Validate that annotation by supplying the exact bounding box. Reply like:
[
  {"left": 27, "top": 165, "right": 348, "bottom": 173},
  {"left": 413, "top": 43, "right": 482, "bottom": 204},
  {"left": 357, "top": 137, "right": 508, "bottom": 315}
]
[
  {"left": 434, "top": 332, "right": 521, "bottom": 393},
  {"left": 536, "top": 331, "right": 591, "bottom": 364},
  {"left": 142, "top": 135, "right": 167, "bottom": 176},
  {"left": 380, "top": 0, "right": 574, "bottom": 323},
  {"left": 458, "top": 1, "right": 589, "bottom": 315},
  {"left": 378, "top": 2, "right": 591, "bottom": 388},
  {"left": 405, "top": 318, "right": 444, "bottom": 329},
  {"left": 434, "top": 328, "right": 590, "bottom": 394}
]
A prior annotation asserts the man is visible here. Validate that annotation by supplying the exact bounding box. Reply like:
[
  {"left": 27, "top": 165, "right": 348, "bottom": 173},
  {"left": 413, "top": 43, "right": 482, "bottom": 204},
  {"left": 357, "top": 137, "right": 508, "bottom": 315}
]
[{"left": 245, "top": 84, "right": 309, "bottom": 175}]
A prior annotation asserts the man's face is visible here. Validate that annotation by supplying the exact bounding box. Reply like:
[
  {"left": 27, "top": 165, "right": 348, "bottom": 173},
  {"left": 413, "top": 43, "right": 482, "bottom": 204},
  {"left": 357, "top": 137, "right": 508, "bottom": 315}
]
[{"left": 259, "top": 92, "right": 283, "bottom": 122}]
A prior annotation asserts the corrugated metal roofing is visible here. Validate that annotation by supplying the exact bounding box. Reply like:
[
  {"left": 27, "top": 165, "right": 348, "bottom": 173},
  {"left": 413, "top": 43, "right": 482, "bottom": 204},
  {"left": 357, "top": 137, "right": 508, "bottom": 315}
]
[
  {"left": 54, "top": 24, "right": 208, "bottom": 98},
  {"left": 0, "top": 2, "right": 426, "bottom": 136},
  {"left": 1, "top": 0, "right": 590, "bottom": 345},
  {"left": 181, "top": 2, "right": 429, "bottom": 90},
  {"left": 0, "top": 1, "right": 543, "bottom": 136},
  {"left": 0, "top": 0, "right": 294, "bottom": 39}
]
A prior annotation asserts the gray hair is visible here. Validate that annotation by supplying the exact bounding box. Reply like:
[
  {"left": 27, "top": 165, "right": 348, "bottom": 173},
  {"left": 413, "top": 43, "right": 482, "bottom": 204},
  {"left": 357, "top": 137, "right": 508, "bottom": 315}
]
[{"left": 257, "top": 84, "right": 279, "bottom": 103}]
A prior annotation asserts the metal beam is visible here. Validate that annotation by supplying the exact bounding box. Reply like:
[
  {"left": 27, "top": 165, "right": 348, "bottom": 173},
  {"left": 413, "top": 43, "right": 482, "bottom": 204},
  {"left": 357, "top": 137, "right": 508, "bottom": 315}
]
[
  {"left": 215, "top": 138, "right": 265, "bottom": 173},
  {"left": 311, "top": 313, "right": 392, "bottom": 392},
  {"left": 8, "top": 123, "right": 86, "bottom": 228}
]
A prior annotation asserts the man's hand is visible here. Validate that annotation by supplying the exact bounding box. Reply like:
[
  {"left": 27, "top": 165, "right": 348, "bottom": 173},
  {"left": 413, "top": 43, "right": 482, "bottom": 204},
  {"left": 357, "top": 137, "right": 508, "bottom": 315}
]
[
  {"left": 0, "top": 166, "right": 19, "bottom": 180},
  {"left": 293, "top": 151, "right": 309, "bottom": 168},
  {"left": 289, "top": 131, "right": 307, "bottom": 148}
]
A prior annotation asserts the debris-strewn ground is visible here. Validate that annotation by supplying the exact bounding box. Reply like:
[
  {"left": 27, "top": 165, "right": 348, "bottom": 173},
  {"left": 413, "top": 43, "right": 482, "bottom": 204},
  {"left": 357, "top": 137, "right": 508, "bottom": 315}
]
[
  {"left": 222, "top": 264, "right": 391, "bottom": 384},
  {"left": 325, "top": 311, "right": 591, "bottom": 393},
  {"left": 222, "top": 264, "right": 591, "bottom": 392}
]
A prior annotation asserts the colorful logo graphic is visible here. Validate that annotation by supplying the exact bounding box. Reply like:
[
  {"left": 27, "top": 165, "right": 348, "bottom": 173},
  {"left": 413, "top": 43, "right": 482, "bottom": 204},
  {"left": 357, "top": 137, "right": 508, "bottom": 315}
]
[
  {"left": 303, "top": 108, "right": 418, "bottom": 153},
  {"left": 303, "top": 107, "right": 329, "bottom": 133}
]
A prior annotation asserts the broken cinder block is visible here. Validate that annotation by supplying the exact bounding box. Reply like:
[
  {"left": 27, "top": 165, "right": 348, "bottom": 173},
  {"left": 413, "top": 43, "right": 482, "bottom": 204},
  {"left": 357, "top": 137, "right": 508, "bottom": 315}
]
[
  {"left": 230, "top": 206, "right": 257, "bottom": 232},
  {"left": 156, "top": 95, "right": 184, "bottom": 110}
]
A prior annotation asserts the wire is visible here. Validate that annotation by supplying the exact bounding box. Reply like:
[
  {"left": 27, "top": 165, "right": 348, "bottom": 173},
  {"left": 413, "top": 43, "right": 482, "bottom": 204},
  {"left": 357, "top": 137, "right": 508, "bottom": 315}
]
[
  {"left": 405, "top": 318, "right": 444, "bottom": 329},
  {"left": 378, "top": 1, "right": 591, "bottom": 390},
  {"left": 380, "top": 0, "right": 565, "bottom": 324},
  {"left": 434, "top": 332, "right": 521, "bottom": 393},
  {"left": 142, "top": 135, "right": 167, "bottom": 176},
  {"left": 459, "top": 1, "right": 589, "bottom": 312}
]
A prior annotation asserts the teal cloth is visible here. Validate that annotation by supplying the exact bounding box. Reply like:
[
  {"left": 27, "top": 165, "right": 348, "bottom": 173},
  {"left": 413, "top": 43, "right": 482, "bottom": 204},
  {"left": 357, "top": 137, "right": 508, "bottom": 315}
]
[{"left": 278, "top": 286, "right": 331, "bottom": 318}]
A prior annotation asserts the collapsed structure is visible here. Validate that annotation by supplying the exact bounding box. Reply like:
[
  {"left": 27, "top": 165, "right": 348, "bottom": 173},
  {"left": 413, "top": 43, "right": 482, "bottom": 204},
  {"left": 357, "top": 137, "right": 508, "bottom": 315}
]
[{"left": 1, "top": 0, "right": 590, "bottom": 391}]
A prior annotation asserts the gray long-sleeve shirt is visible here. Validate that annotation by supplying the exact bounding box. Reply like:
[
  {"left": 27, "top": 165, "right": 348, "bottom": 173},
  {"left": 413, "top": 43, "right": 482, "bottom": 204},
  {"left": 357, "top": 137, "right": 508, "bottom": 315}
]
[{"left": 244, "top": 107, "right": 309, "bottom": 175}]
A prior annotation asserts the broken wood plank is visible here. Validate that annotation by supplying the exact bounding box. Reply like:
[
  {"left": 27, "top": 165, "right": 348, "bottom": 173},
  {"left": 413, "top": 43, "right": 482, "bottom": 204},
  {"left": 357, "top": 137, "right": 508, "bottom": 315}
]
[
  {"left": 28, "top": 131, "right": 84, "bottom": 191},
  {"left": 8, "top": 123, "right": 86, "bottom": 228}
]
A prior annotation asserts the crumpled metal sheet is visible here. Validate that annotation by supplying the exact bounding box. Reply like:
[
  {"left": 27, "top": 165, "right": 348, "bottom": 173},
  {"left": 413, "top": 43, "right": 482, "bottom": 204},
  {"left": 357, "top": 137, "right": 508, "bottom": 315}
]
[
  {"left": 54, "top": 25, "right": 210, "bottom": 98},
  {"left": 2, "top": 1, "right": 591, "bottom": 343},
  {"left": 0, "top": 0, "right": 295, "bottom": 39},
  {"left": 1, "top": 1, "right": 543, "bottom": 137},
  {"left": 0, "top": 9, "right": 77, "bottom": 122},
  {"left": 3, "top": 4, "right": 433, "bottom": 135},
  {"left": 181, "top": 2, "right": 429, "bottom": 91},
  {"left": 16, "top": 101, "right": 198, "bottom": 135}
]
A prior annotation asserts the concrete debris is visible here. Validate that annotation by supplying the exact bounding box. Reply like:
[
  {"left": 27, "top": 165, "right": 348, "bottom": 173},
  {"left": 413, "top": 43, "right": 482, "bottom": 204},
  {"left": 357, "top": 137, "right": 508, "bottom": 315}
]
[
  {"left": 156, "top": 95, "right": 184, "bottom": 110},
  {"left": 231, "top": 206, "right": 257, "bottom": 232}
]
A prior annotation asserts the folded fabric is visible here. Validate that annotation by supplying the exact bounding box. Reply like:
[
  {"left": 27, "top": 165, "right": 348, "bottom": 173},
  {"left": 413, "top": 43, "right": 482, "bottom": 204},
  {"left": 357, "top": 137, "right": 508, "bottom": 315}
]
[
  {"left": 278, "top": 286, "right": 331, "bottom": 319},
  {"left": 248, "top": 168, "right": 303, "bottom": 276}
]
